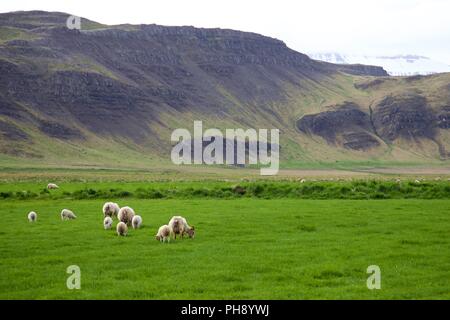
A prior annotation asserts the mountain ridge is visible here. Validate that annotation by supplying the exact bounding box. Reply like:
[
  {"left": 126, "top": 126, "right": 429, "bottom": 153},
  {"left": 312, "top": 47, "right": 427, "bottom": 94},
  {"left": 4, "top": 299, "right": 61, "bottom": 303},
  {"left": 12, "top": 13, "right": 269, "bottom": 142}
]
[{"left": 0, "top": 11, "right": 449, "bottom": 168}]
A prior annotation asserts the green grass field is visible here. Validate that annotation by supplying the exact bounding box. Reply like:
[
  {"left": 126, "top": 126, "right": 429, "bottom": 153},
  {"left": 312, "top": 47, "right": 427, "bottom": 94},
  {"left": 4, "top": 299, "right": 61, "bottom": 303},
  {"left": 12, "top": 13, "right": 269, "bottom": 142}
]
[{"left": 1, "top": 196, "right": 449, "bottom": 299}]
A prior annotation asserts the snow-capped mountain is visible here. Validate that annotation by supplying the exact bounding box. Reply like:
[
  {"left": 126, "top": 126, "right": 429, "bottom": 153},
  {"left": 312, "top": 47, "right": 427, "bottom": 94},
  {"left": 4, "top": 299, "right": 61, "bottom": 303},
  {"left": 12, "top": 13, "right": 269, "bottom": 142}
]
[{"left": 308, "top": 53, "right": 450, "bottom": 76}]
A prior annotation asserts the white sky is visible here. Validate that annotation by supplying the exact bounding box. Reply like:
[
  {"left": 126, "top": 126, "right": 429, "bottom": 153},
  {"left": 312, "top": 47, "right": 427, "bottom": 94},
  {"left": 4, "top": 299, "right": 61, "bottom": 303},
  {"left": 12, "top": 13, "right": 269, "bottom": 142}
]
[{"left": 1, "top": 0, "right": 449, "bottom": 64}]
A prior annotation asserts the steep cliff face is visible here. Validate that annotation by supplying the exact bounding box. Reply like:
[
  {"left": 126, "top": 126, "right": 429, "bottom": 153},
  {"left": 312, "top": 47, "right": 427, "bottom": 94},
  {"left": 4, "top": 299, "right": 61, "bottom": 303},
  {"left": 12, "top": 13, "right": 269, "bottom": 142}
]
[
  {"left": 437, "top": 106, "right": 450, "bottom": 129},
  {"left": 296, "top": 90, "right": 450, "bottom": 158},
  {"left": 372, "top": 94, "right": 436, "bottom": 141},
  {"left": 296, "top": 102, "right": 380, "bottom": 151}
]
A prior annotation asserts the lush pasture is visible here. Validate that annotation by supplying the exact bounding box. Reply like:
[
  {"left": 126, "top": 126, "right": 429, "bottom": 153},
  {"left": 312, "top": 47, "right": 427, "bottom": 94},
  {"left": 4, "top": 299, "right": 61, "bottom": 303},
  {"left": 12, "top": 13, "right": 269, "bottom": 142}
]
[{"left": 0, "top": 198, "right": 449, "bottom": 299}]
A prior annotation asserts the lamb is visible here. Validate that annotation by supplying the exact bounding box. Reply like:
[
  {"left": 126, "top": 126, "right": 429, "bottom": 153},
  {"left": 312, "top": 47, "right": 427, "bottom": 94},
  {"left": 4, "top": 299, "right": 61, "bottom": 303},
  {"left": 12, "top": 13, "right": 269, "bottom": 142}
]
[
  {"left": 61, "top": 209, "right": 77, "bottom": 220},
  {"left": 132, "top": 215, "right": 142, "bottom": 229},
  {"left": 28, "top": 211, "right": 37, "bottom": 222},
  {"left": 117, "top": 206, "right": 135, "bottom": 226},
  {"left": 155, "top": 225, "right": 171, "bottom": 243},
  {"left": 168, "top": 215, "right": 195, "bottom": 239},
  {"left": 47, "top": 183, "right": 59, "bottom": 189},
  {"left": 104, "top": 216, "right": 113, "bottom": 230},
  {"left": 116, "top": 222, "right": 128, "bottom": 236},
  {"left": 102, "top": 202, "right": 120, "bottom": 218}
]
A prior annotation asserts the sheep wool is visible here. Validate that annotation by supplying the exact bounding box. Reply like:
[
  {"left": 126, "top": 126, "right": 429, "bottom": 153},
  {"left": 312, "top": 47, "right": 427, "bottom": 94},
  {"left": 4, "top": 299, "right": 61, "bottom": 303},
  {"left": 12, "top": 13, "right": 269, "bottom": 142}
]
[
  {"left": 116, "top": 222, "right": 128, "bottom": 236},
  {"left": 61, "top": 209, "right": 77, "bottom": 220},
  {"left": 102, "top": 202, "right": 120, "bottom": 218},
  {"left": 118, "top": 206, "right": 135, "bottom": 226},
  {"left": 28, "top": 211, "right": 37, "bottom": 222},
  {"left": 104, "top": 216, "right": 113, "bottom": 230},
  {"left": 156, "top": 225, "right": 171, "bottom": 243},
  {"left": 168, "top": 215, "right": 195, "bottom": 239},
  {"left": 132, "top": 215, "right": 142, "bottom": 229}
]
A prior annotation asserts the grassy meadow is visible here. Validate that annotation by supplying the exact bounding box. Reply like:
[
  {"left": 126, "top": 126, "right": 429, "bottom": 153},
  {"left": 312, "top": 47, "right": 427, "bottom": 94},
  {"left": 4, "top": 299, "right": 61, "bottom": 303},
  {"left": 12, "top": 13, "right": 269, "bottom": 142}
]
[{"left": 0, "top": 174, "right": 449, "bottom": 299}]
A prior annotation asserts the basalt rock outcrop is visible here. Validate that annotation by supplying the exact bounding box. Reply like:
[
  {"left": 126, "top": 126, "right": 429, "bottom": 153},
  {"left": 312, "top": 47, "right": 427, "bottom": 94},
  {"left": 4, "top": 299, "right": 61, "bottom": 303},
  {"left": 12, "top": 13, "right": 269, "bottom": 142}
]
[{"left": 296, "top": 102, "right": 380, "bottom": 150}]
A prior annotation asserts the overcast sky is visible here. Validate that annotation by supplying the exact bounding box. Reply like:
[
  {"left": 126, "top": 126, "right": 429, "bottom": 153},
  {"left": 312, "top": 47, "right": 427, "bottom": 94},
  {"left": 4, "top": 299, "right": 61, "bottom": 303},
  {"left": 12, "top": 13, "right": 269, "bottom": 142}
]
[{"left": 2, "top": 0, "right": 449, "bottom": 64}]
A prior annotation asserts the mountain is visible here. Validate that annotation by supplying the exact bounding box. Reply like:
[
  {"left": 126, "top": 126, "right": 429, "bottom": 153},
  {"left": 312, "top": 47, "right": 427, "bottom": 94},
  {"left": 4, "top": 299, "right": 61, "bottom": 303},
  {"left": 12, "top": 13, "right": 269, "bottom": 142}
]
[
  {"left": 308, "top": 52, "right": 450, "bottom": 76},
  {"left": 0, "top": 11, "right": 449, "bottom": 168}
]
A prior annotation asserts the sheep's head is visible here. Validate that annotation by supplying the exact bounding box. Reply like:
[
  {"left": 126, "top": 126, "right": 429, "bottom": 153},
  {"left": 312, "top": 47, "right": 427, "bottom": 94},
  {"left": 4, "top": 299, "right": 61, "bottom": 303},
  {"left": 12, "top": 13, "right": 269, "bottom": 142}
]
[
  {"left": 155, "top": 235, "right": 161, "bottom": 241},
  {"left": 187, "top": 226, "right": 195, "bottom": 238}
]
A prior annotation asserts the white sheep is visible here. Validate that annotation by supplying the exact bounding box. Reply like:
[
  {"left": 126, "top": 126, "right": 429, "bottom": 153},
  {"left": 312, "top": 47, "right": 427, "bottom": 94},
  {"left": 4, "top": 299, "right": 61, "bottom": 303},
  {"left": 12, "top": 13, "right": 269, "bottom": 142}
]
[
  {"left": 155, "top": 225, "right": 171, "bottom": 243},
  {"left": 132, "top": 215, "right": 142, "bottom": 229},
  {"left": 415, "top": 179, "right": 421, "bottom": 184},
  {"left": 28, "top": 211, "right": 37, "bottom": 222},
  {"left": 61, "top": 209, "right": 77, "bottom": 220},
  {"left": 104, "top": 216, "right": 113, "bottom": 230},
  {"left": 116, "top": 221, "right": 128, "bottom": 236},
  {"left": 168, "top": 215, "right": 195, "bottom": 239},
  {"left": 118, "top": 206, "right": 135, "bottom": 226},
  {"left": 102, "top": 202, "right": 120, "bottom": 218},
  {"left": 47, "top": 183, "right": 59, "bottom": 189}
]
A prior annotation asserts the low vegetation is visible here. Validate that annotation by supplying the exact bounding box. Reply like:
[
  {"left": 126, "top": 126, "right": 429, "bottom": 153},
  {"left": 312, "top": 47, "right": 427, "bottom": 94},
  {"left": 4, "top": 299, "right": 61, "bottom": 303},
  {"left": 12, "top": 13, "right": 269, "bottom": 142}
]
[{"left": 0, "top": 180, "right": 449, "bottom": 200}]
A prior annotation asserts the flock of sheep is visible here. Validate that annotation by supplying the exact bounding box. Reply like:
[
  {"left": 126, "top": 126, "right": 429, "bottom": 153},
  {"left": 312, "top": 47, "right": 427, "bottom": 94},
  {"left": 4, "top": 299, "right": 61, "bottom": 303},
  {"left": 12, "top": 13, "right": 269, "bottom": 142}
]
[
  {"left": 101, "top": 201, "right": 195, "bottom": 241},
  {"left": 26, "top": 183, "right": 195, "bottom": 243}
]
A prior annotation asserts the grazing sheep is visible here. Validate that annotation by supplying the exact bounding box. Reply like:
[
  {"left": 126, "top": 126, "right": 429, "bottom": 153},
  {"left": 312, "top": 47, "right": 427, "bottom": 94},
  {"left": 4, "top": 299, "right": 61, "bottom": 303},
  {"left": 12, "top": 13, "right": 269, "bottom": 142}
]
[
  {"left": 155, "top": 225, "right": 171, "bottom": 243},
  {"left": 168, "top": 215, "right": 195, "bottom": 239},
  {"left": 116, "top": 222, "right": 128, "bottom": 236},
  {"left": 47, "top": 183, "right": 59, "bottom": 189},
  {"left": 104, "top": 216, "right": 113, "bottom": 230},
  {"left": 102, "top": 202, "right": 120, "bottom": 218},
  {"left": 118, "top": 206, "right": 135, "bottom": 226},
  {"left": 185, "top": 225, "right": 195, "bottom": 239},
  {"left": 132, "top": 215, "right": 142, "bottom": 229},
  {"left": 28, "top": 211, "right": 37, "bottom": 222},
  {"left": 61, "top": 209, "right": 77, "bottom": 220},
  {"left": 300, "top": 179, "right": 306, "bottom": 183},
  {"left": 415, "top": 179, "right": 421, "bottom": 184},
  {"left": 168, "top": 217, "right": 184, "bottom": 239},
  {"left": 178, "top": 216, "right": 195, "bottom": 238}
]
